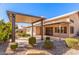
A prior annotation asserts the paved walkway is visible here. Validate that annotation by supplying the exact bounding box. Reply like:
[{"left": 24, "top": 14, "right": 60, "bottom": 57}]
[
  {"left": 1, "top": 37, "right": 79, "bottom": 55},
  {"left": 0, "top": 42, "right": 9, "bottom": 55},
  {"left": 52, "top": 39, "right": 69, "bottom": 55}
]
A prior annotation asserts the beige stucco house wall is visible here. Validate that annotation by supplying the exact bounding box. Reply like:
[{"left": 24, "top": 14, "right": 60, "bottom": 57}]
[
  {"left": 26, "top": 11, "right": 79, "bottom": 38},
  {"left": 68, "top": 12, "right": 79, "bottom": 37}
]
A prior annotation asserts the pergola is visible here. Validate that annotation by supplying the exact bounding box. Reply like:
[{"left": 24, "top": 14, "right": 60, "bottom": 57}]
[{"left": 7, "top": 11, "right": 45, "bottom": 42}]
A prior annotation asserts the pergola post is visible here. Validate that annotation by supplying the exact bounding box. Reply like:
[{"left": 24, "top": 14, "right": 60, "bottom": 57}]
[
  {"left": 12, "top": 14, "right": 15, "bottom": 42},
  {"left": 32, "top": 23, "right": 33, "bottom": 37},
  {"left": 41, "top": 19, "right": 43, "bottom": 40}
]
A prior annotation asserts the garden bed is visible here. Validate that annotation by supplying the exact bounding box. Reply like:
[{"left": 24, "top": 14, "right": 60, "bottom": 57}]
[{"left": 65, "top": 38, "right": 79, "bottom": 49}]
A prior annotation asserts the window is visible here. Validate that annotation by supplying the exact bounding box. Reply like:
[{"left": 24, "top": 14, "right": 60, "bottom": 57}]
[
  {"left": 70, "top": 26, "right": 74, "bottom": 34},
  {"left": 64, "top": 27, "right": 67, "bottom": 33},
  {"left": 61, "top": 27, "right": 63, "bottom": 33},
  {"left": 60, "top": 27, "right": 67, "bottom": 33},
  {"left": 55, "top": 27, "right": 59, "bottom": 33},
  {"left": 45, "top": 27, "right": 53, "bottom": 35},
  {"left": 55, "top": 27, "right": 57, "bottom": 33},
  {"left": 55, "top": 26, "right": 67, "bottom": 33},
  {"left": 57, "top": 27, "right": 60, "bottom": 33}
]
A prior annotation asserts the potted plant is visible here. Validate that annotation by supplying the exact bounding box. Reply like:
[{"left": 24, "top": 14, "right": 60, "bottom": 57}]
[{"left": 10, "top": 42, "right": 18, "bottom": 51}]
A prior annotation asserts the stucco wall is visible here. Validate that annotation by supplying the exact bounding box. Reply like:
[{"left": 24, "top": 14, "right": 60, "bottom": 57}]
[
  {"left": 69, "top": 12, "right": 79, "bottom": 37},
  {"left": 43, "top": 12, "right": 79, "bottom": 37},
  {"left": 36, "top": 26, "right": 41, "bottom": 35},
  {"left": 27, "top": 12, "right": 79, "bottom": 38}
]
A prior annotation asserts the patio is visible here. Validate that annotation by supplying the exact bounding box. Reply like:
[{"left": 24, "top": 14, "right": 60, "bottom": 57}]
[{"left": 0, "top": 36, "right": 79, "bottom": 55}]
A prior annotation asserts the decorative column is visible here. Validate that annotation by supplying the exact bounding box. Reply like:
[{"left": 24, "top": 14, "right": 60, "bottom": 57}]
[{"left": 12, "top": 13, "right": 15, "bottom": 42}]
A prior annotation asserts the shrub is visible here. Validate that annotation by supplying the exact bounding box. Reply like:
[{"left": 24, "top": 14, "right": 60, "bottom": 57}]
[
  {"left": 18, "top": 33, "right": 22, "bottom": 37},
  {"left": 65, "top": 38, "right": 79, "bottom": 48},
  {"left": 22, "top": 33, "right": 30, "bottom": 37},
  {"left": 18, "top": 32, "right": 30, "bottom": 37},
  {"left": 46, "top": 37, "right": 50, "bottom": 40},
  {"left": 0, "top": 32, "right": 9, "bottom": 42},
  {"left": 43, "top": 38, "right": 53, "bottom": 49},
  {"left": 21, "top": 32, "right": 26, "bottom": 37},
  {"left": 9, "top": 33, "right": 12, "bottom": 39},
  {"left": 10, "top": 42, "right": 18, "bottom": 51},
  {"left": 26, "top": 34, "right": 30, "bottom": 37},
  {"left": 0, "top": 20, "right": 12, "bottom": 43},
  {"left": 29, "top": 37, "right": 36, "bottom": 46},
  {"left": 3, "top": 32, "right": 9, "bottom": 41},
  {"left": 0, "top": 32, "right": 4, "bottom": 42}
]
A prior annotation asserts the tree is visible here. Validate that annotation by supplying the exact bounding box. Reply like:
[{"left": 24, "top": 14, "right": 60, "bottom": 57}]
[{"left": 0, "top": 20, "right": 12, "bottom": 42}]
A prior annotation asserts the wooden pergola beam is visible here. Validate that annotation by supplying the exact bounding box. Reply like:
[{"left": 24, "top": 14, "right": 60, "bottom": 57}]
[
  {"left": 7, "top": 11, "right": 46, "bottom": 42},
  {"left": 32, "top": 18, "right": 45, "bottom": 23}
]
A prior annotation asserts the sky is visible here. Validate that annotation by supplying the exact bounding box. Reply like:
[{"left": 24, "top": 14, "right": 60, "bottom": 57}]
[{"left": 0, "top": 3, "right": 79, "bottom": 27}]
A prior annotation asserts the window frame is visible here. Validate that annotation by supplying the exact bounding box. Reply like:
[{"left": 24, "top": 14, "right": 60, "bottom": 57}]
[{"left": 70, "top": 26, "right": 74, "bottom": 34}]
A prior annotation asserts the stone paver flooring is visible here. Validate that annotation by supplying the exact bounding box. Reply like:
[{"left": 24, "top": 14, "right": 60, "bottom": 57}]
[
  {"left": 26, "top": 49, "right": 51, "bottom": 55},
  {"left": 52, "top": 39, "right": 69, "bottom": 55},
  {"left": 0, "top": 42, "right": 9, "bottom": 55},
  {"left": 1, "top": 37, "right": 79, "bottom": 55}
]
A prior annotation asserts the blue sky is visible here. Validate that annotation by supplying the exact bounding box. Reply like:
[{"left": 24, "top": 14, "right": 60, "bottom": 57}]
[{"left": 0, "top": 3, "right": 79, "bottom": 26}]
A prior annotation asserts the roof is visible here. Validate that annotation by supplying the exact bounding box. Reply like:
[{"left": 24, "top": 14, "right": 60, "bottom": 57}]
[
  {"left": 45, "top": 10, "right": 79, "bottom": 22},
  {"left": 7, "top": 11, "right": 46, "bottom": 24}
]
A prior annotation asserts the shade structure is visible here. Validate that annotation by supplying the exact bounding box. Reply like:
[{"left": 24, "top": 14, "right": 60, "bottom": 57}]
[
  {"left": 7, "top": 11, "right": 45, "bottom": 42},
  {"left": 7, "top": 11, "right": 44, "bottom": 23}
]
